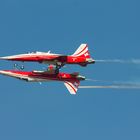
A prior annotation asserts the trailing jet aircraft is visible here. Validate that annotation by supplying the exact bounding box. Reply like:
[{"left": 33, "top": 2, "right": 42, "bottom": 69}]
[
  {"left": 0, "top": 44, "right": 95, "bottom": 67},
  {"left": 0, "top": 65, "right": 85, "bottom": 94}
]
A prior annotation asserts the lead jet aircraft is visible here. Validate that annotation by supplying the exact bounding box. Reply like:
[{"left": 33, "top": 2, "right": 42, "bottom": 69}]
[
  {"left": 0, "top": 44, "right": 95, "bottom": 67},
  {"left": 0, "top": 65, "right": 85, "bottom": 94}
]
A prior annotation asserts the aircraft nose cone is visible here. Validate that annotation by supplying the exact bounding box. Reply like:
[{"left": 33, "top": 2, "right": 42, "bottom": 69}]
[
  {"left": 0, "top": 56, "right": 12, "bottom": 60},
  {"left": 0, "top": 70, "right": 5, "bottom": 73},
  {"left": 0, "top": 57, "right": 5, "bottom": 60},
  {"left": 0, "top": 70, "right": 8, "bottom": 75},
  {"left": 0, "top": 70, "right": 14, "bottom": 76}
]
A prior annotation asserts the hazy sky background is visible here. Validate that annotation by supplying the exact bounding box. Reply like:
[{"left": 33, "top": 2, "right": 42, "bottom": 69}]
[{"left": 0, "top": 0, "right": 140, "bottom": 139}]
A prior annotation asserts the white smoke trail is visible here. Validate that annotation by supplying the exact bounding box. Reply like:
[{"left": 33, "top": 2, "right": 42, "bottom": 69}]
[
  {"left": 95, "top": 59, "right": 140, "bottom": 64},
  {"left": 86, "top": 79, "right": 140, "bottom": 86},
  {"left": 86, "top": 79, "right": 108, "bottom": 82},
  {"left": 79, "top": 85, "right": 140, "bottom": 89}
]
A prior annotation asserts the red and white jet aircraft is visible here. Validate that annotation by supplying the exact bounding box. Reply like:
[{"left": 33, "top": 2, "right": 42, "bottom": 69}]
[
  {"left": 0, "top": 67, "right": 85, "bottom": 94},
  {"left": 0, "top": 44, "right": 95, "bottom": 67}
]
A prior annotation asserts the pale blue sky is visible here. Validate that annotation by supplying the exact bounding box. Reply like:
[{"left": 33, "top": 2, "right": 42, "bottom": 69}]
[{"left": 0, "top": 0, "right": 140, "bottom": 140}]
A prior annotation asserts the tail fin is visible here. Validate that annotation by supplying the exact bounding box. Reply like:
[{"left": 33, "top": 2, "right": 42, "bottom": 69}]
[
  {"left": 64, "top": 80, "right": 80, "bottom": 94},
  {"left": 72, "top": 44, "right": 91, "bottom": 58}
]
